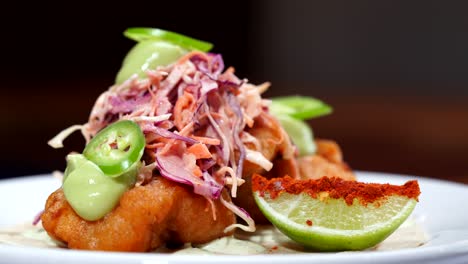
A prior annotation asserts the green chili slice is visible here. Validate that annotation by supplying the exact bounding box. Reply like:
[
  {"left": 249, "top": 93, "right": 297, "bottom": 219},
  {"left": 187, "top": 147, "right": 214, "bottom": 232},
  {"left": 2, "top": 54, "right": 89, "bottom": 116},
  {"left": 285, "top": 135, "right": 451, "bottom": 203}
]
[
  {"left": 83, "top": 120, "right": 145, "bottom": 176},
  {"left": 124, "top": 27, "right": 213, "bottom": 52},
  {"left": 270, "top": 95, "right": 332, "bottom": 120}
]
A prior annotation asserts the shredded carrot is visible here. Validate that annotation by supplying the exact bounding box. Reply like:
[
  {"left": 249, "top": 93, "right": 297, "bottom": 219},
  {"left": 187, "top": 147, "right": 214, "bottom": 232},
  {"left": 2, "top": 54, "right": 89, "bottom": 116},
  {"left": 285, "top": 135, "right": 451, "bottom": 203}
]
[
  {"left": 205, "top": 197, "right": 217, "bottom": 221},
  {"left": 145, "top": 142, "right": 165, "bottom": 149},
  {"left": 187, "top": 143, "right": 212, "bottom": 159},
  {"left": 178, "top": 121, "right": 195, "bottom": 136},
  {"left": 224, "top": 66, "right": 235, "bottom": 74},
  {"left": 158, "top": 122, "right": 195, "bottom": 156},
  {"left": 177, "top": 51, "right": 211, "bottom": 64},
  {"left": 174, "top": 91, "right": 196, "bottom": 130},
  {"left": 191, "top": 136, "right": 221, "bottom": 145},
  {"left": 193, "top": 166, "right": 203, "bottom": 177},
  {"left": 210, "top": 112, "right": 223, "bottom": 119}
]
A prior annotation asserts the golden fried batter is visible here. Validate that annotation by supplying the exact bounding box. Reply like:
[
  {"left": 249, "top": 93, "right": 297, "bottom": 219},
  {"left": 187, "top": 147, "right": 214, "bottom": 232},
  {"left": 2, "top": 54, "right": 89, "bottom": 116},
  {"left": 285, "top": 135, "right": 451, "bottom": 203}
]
[
  {"left": 234, "top": 112, "right": 292, "bottom": 223},
  {"left": 41, "top": 177, "right": 235, "bottom": 252},
  {"left": 297, "top": 139, "right": 356, "bottom": 181},
  {"left": 234, "top": 115, "right": 356, "bottom": 223}
]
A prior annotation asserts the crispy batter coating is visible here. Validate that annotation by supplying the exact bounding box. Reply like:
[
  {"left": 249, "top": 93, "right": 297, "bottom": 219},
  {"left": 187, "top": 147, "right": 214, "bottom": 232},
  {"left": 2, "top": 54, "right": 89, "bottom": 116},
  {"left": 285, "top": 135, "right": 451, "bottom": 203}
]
[
  {"left": 234, "top": 112, "right": 291, "bottom": 223},
  {"left": 234, "top": 113, "right": 356, "bottom": 223},
  {"left": 41, "top": 177, "right": 235, "bottom": 252},
  {"left": 42, "top": 111, "right": 355, "bottom": 250},
  {"left": 297, "top": 139, "right": 356, "bottom": 181}
]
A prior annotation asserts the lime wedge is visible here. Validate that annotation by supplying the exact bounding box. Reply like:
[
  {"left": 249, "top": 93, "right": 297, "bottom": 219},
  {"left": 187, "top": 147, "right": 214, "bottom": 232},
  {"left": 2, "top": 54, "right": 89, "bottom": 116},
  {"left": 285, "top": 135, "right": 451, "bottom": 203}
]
[
  {"left": 276, "top": 114, "right": 316, "bottom": 156},
  {"left": 253, "top": 175, "right": 420, "bottom": 251},
  {"left": 270, "top": 96, "right": 332, "bottom": 120}
]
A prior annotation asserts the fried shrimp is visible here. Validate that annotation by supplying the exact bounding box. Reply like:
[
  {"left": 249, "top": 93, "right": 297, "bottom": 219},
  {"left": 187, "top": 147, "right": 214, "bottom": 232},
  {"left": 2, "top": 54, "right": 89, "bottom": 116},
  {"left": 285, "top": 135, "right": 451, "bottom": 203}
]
[
  {"left": 41, "top": 177, "right": 235, "bottom": 252},
  {"left": 297, "top": 139, "right": 356, "bottom": 181},
  {"left": 235, "top": 121, "right": 356, "bottom": 223}
]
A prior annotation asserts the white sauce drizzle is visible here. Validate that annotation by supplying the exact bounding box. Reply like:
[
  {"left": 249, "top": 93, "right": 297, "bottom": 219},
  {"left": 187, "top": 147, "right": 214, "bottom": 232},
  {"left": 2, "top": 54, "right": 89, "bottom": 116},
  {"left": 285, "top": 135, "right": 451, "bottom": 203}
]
[{"left": 0, "top": 219, "right": 428, "bottom": 254}]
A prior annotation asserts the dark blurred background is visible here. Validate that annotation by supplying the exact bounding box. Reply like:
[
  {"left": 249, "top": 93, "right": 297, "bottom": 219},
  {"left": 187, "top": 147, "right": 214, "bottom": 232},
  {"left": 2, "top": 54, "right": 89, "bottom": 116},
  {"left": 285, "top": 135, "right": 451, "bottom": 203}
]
[{"left": 1, "top": 1, "right": 467, "bottom": 183}]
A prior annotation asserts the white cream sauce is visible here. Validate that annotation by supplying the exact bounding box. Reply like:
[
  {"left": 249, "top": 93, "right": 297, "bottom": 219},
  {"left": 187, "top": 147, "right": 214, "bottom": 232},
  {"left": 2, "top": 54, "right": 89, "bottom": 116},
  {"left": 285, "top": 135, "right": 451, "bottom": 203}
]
[{"left": 0, "top": 218, "right": 428, "bottom": 255}]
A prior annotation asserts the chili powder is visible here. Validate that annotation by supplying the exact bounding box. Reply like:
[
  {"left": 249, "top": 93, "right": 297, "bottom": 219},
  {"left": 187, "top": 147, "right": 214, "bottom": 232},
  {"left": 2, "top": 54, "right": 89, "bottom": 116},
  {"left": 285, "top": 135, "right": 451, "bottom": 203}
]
[{"left": 252, "top": 174, "right": 420, "bottom": 206}]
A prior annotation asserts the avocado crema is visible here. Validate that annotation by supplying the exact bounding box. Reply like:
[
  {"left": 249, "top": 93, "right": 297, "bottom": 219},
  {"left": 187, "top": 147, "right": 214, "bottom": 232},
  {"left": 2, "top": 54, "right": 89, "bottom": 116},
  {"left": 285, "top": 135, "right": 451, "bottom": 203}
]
[
  {"left": 115, "top": 40, "right": 187, "bottom": 84},
  {"left": 62, "top": 154, "right": 138, "bottom": 221}
]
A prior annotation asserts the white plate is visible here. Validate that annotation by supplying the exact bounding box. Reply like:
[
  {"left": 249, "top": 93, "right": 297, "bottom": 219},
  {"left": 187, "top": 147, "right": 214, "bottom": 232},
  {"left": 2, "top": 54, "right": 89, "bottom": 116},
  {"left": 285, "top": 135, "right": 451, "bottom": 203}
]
[{"left": 1, "top": 171, "right": 468, "bottom": 264}]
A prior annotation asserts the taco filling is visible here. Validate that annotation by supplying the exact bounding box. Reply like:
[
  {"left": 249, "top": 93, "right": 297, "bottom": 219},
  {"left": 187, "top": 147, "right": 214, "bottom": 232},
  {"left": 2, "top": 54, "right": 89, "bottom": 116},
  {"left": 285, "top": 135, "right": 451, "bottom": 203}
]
[{"left": 42, "top": 28, "right": 355, "bottom": 252}]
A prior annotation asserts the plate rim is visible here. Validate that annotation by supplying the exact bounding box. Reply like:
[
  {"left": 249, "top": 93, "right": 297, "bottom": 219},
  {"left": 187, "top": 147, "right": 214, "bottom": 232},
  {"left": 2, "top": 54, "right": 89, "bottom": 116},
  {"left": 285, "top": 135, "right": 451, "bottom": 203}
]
[{"left": 1, "top": 171, "right": 468, "bottom": 263}]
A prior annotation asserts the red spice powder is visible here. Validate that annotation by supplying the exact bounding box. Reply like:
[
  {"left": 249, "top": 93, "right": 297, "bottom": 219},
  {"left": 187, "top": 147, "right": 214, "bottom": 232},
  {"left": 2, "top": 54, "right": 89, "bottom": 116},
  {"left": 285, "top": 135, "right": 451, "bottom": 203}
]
[
  {"left": 306, "top": 220, "right": 313, "bottom": 226},
  {"left": 252, "top": 174, "right": 420, "bottom": 206}
]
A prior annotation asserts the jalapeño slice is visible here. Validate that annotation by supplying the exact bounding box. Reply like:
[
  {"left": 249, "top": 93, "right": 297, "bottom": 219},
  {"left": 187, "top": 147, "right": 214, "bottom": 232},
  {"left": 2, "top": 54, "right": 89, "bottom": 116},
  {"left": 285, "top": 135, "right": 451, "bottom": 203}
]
[
  {"left": 123, "top": 27, "right": 214, "bottom": 52},
  {"left": 83, "top": 120, "right": 145, "bottom": 176},
  {"left": 270, "top": 96, "right": 332, "bottom": 120}
]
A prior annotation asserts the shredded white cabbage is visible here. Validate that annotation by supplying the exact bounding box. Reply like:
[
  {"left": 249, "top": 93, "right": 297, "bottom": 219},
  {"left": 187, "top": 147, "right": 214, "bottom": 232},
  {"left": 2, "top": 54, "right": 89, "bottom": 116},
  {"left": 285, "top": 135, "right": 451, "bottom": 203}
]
[
  {"left": 245, "top": 149, "right": 273, "bottom": 171},
  {"left": 125, "top": 114, "right": 171, "bottom": 123},
  {"left": 217, "top": 166, "right": 245, "bottom": 198},
  {"left": 220, "top": 196, "right": 256, "bottom": 233},
  {"left": 240, "top": 132, "right": 261, "bottom": 150},
  {"left": 47, "top": 125, "right": 84, "bottom": 149}
]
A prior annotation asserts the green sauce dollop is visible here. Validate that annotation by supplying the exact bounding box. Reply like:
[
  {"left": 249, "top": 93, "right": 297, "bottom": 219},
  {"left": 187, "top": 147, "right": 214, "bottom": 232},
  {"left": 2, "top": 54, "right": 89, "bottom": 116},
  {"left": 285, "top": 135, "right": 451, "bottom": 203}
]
[
  {"left": 62, "top": 154, "right": 137, "bottom": 221},
  {"left": 115, "top": 40, "right": 187, "bottom": 84},
  {"left": 63, "top": 154, "right": 88, "bottom": 183}
]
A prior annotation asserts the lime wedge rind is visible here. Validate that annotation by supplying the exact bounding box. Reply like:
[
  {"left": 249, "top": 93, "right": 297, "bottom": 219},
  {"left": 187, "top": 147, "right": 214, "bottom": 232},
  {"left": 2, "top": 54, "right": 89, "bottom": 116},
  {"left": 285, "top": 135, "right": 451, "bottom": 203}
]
[{"left": 254, "top": 192, "right": 418, "bottom": 251}]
